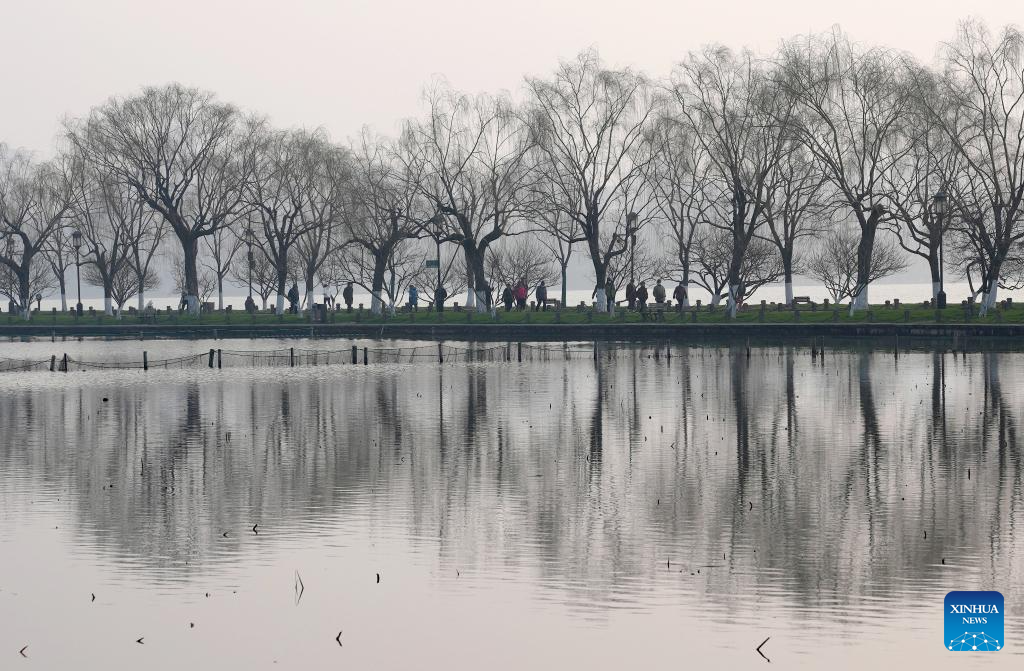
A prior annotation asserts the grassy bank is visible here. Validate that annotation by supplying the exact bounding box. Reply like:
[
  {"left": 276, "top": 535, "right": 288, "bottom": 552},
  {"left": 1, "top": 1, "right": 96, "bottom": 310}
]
[{"left": 3, "top": 301, "right": 1017, "bottom": 328}]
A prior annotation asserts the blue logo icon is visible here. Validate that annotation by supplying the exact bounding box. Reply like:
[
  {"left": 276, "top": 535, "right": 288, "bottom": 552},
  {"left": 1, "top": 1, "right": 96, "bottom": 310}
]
[{"left": 945, "top": 591, "right": 1003, "bottom": 651}]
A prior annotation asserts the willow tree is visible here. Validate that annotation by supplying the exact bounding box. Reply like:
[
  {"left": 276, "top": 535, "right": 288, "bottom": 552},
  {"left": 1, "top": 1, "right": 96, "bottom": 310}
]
[
  {"left": 778, "top": 31, "right": 915, "bottom": 313},
  {"left": 525, "top": 50, "right": 654, "bottom": 312},
  {"left": 924, "top": 21, "right": 1024, "bottom": 314},
  {"left": 68, "top": 84, "right": 257, "bottom": 314},
  {"left": 0, "top": 147, "right": 71, "bottom": 319},
  {"left": 69, "top": 155, "right": 156, "bottom": 316},
  {"left": 344, "top": 130, "right": 429, "bottom": 315},
  {"left": 407, "top": 83, "right": 535, "bottom": 312},
  {"left": 674, "top": 46, "right": 790, "bottom": 317}
]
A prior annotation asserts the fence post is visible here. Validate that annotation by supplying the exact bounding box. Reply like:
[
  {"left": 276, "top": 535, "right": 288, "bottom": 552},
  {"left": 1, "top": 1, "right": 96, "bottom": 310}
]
[
  {"left": 290, "top": 347, "right": 295, "bottom": 367},
  {"left": 218, "top": 348, "right": 223, "bottom": 369},
  {"left": 49, "top": 355, "right": 56, "bottom": 372},
  {"left": 208, "top": 349, "right": 215, "bottom": 368},
  {"left": 438, "top": 343, "right": 443, "bottom": 364},
  {"left": 62, "top": 353, "right": 68, "bottom": 372},
  {"left": 143, "top": 351, "right": 148, "bottom": 371},
  {"left": 363, "top": 347, "right": 368, "bottom": 365},
  {"left": 517, "top": 342, "right": 522, "bottom": 362},
  {"left": 352, "top": 345, "right": 358, "bottom": 364}
]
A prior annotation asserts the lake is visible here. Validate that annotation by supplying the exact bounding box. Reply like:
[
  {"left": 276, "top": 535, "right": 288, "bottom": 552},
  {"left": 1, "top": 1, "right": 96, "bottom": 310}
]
[{"left": 0, "top": 337, "right": 1021, "bottom": 669}]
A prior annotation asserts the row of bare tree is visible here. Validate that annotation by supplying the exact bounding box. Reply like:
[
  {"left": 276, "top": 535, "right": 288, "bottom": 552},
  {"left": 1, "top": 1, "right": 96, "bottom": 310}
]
[{"left": 2, "top": 20, "right": 1023, "bottom": 320}]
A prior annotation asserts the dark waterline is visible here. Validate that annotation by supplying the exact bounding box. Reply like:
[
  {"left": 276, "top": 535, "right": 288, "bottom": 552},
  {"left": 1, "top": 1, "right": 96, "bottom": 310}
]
[{"left": 0, "top": 339, "right": 1021, "bottom": 669}]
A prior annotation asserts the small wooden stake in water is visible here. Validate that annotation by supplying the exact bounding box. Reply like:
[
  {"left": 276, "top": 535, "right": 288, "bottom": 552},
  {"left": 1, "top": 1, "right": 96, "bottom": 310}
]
[
  {"left": 217, "top": 349, "right": 222, "bottom": 369},
  {"left": 363, "top": 347, "right": 368, "bottom": 365},
  {"left": 438, "top": 343, "right": 444, "bottom": 364},
  {"left": 208, "top": 349, "right": 215, "bottom": 368},
  {"left": 143, "top": 351, "right": 148, "bottom": 371},
  {"left": 351, "top": 345, "right": 358, "bottom": 364},
  {"left": 290, "top": 347, "right": 295, "bottom": 367},
  {"left": 62, "top": 353, "right": 68, "bottom": 372},
  {"left": 49, "top": 355, "right": 56, "bottom": 372},
  {"left": 517, "top": 342, "right": 523, "bottom": 363}
]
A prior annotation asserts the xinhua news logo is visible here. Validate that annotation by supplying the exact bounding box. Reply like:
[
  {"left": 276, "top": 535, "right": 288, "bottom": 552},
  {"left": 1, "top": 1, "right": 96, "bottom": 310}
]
[{"left": 945, "top": 591, "right": 1004, "bottom": 652}]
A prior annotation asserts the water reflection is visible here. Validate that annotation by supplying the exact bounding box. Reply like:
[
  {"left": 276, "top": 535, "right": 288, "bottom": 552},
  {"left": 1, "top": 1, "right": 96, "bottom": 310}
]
[{"left": 0, "top": 343, "right": 1022, "bottom": 668}]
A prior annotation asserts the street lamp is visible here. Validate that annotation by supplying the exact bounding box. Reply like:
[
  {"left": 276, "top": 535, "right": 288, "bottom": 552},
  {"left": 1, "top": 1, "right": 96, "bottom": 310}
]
[
  {"left": 627, "top": 212, "right": 638, "bottom": 285},
  {"left": 933, "top": 190, "right": 947, "bottom": 309},
  {"left": 245, "top": 227, "right": 255, "bottom": 299},
  {"left": 71, "top": 229, "right": 83, "bottom": 316}
]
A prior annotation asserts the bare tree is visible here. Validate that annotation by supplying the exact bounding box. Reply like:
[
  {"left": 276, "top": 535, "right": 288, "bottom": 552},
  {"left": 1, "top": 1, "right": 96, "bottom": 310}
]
[
  {"left": 762, "top": 142, "right": 828, "bottom": 305},
  {"left": 485, "top": 237, "right": 558, "bottom": 303},
  {"left": 68, "top": 154, "right": 157, "bottom": 316},
  {"left": 230, "top": 243, "right": 276, "bottom": 309},
  {"left": 674, "top": 46, "right": 791, "bottom": 317},
  {"left": 294, "top": 137, "right": 350, "bottom": 311},
  {"left": 922, "top": 21, "right": 1024, "bottom": 313},
  {"left": 0, "top": 147, "right": 72, "bottom": 319},
  {"left": 644, "top": 108, "right": 715, "bottom": 308},
  {"left": 778, "top": 31, "right": 915, "bottom": 312},
  {"left": 691, "top": 228, "right": 782, "bottom": 306},
  {"left": 525, "top": 50, "right": 654, "bottom": 312},
  {"left": 807, "top": 226, "right": 907, "bottom": 304},
  {"left": 41, "top": 225, "right": 75, "bottom": 312},
  {"left": 344, "top": 130, "right": 429, "bottom": 314},
  {"left": 69, "top": 84, "right": 257, "bottom": 315},
  {"left": 407, "top": 83, "right": 535, "bottom": 311},
  {"left": 201, "top": 223, "right": 244, "bottom": 310}
]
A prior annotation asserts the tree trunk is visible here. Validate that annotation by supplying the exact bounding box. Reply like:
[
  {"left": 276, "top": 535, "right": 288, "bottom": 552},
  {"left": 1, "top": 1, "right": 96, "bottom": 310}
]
[
  {"left": 850, "top": 211, "right": 880, "bottom": 314},
  {"left": 217, "top": 275, "right": 224, "bottom": 311},
  {"left": 138, "top": 286, "right": 145, "bottom": 312},
  {"left": 725, "top": 235, "right": 746, "bottom": 319},
  {"left": 180, "top": 235, "right": 201, "bottom": 315},
  {"left": 370, "top": 253, "right": 387, "bottom": 315},
  {"left": 104, "top": 293, "right": 113, "bottom": 317},
  {"left": 60, "top": 292, "right": 67, "bottom": 313},
  {"left": 19, "top": 269, "right": 30, "bottom": 321},
  {"left": 560, "top": 263, "right": 568, "bottom": 307},
  {"left": 782, "top": 253, "right": 794, "bottom": 306},
  {"left": 275, "top": 258, "right": 288, "bottom": 315}
]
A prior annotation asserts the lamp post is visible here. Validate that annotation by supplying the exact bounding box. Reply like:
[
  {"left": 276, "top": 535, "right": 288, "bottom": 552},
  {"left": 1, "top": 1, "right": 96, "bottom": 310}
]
[
  {"left": 245, "top": 226, "right": 254, "bottom": 299},
  {"left": 933, "top": 190, "right": 947, "bottom": 309},
  {"left": 71, "top": 230, "right": 83, "bottom": 316},
  {"left": 627, "top": 212, "right": 638, "bottom": 285}
]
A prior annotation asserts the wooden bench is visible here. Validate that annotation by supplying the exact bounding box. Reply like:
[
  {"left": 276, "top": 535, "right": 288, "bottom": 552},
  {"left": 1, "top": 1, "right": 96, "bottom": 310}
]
[
  {"left": 643, "top": 302, "right": 670, "bottom": 321},
  {"left": 793, "top": 296, "right": 812, "bottom": 306}
]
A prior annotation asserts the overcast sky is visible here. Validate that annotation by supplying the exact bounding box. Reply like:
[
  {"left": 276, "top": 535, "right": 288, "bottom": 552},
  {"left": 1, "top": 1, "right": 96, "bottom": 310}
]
[
  {"left": 2, "top": 0, "right": 1020, "bottom": 299},
  {"left": 3, "top": 0, "right": 1018, "bottom": 154}
]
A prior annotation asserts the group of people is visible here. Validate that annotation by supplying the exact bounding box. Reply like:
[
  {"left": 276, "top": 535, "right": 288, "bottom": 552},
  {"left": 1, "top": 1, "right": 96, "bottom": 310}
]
[
  {"left": 501, "top": 280, "right": 548, "bottom": 311},
  {"left": 616, "top": 279, "right": 688, "bottom": 312},
  {"left": 225, "top": 277, "right": 691, "bottom": 316}
]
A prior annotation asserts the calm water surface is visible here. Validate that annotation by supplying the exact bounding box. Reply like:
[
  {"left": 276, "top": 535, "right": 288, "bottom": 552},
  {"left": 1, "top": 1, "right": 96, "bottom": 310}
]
[{"left": 0, "top": 338, "right": 1021, "bottom": 669}]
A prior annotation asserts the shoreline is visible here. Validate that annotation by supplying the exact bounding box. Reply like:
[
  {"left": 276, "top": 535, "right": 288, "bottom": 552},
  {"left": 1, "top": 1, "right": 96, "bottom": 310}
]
[{"left": 2, "top": 320, "right": 1023, "bottom": 342}]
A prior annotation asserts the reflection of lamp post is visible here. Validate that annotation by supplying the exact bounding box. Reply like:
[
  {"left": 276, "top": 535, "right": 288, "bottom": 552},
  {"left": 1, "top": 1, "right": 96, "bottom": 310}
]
[
  {"left": 71, "top": 229, "right": 83, "bottom": 315},
  {"left": 627, "top": 212, "right": 638, "bottom": 285},
  {"left": 933, "top": 190, "right": 947, "bottom": 309}
]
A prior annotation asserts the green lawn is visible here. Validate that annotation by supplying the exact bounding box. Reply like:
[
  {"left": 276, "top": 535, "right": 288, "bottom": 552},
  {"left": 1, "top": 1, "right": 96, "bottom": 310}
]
[{"left": 5, "top": 301, "right": 1018, "bottom": 327}]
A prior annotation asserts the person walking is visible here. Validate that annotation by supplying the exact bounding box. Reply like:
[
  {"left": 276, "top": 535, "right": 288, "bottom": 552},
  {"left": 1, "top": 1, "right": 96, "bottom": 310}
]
[
  {"left": 434, "top": 285, "right": 448, "bottom": 313},
  {"left": 653, "top": 279, "right": 666, "bottom": 305},
  {"left": 536, "top": 280, "right": 548, "bottom": 311},
  {"left": 515, "top": 282, "right": 527, "bottom": 310},
  {"left": 408, "top": 285, "right": 419, "bottom": 312},
  {"left": 673, "top": 281, "right": 687, "bottom": 313},
  {"left": 626, "top": 281, "right": 636, "bottom": 310},
  {"left": 502, "top": 285, "right": 514, "bottom": 311},
  {"left": 605, "top": 278, "right": 615, "bottom": 312},
  {"left": 636, "top": 281, "right": 649, "bottom": 315},
  {"left": 244, "top": 295, "right": 256, "bottom": 314},
  {"left": 343, "top": 282, "right": 354, "bottom": 312},
  {"left": 287, "top": 282, "right": 300, "bottom": 314}
]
